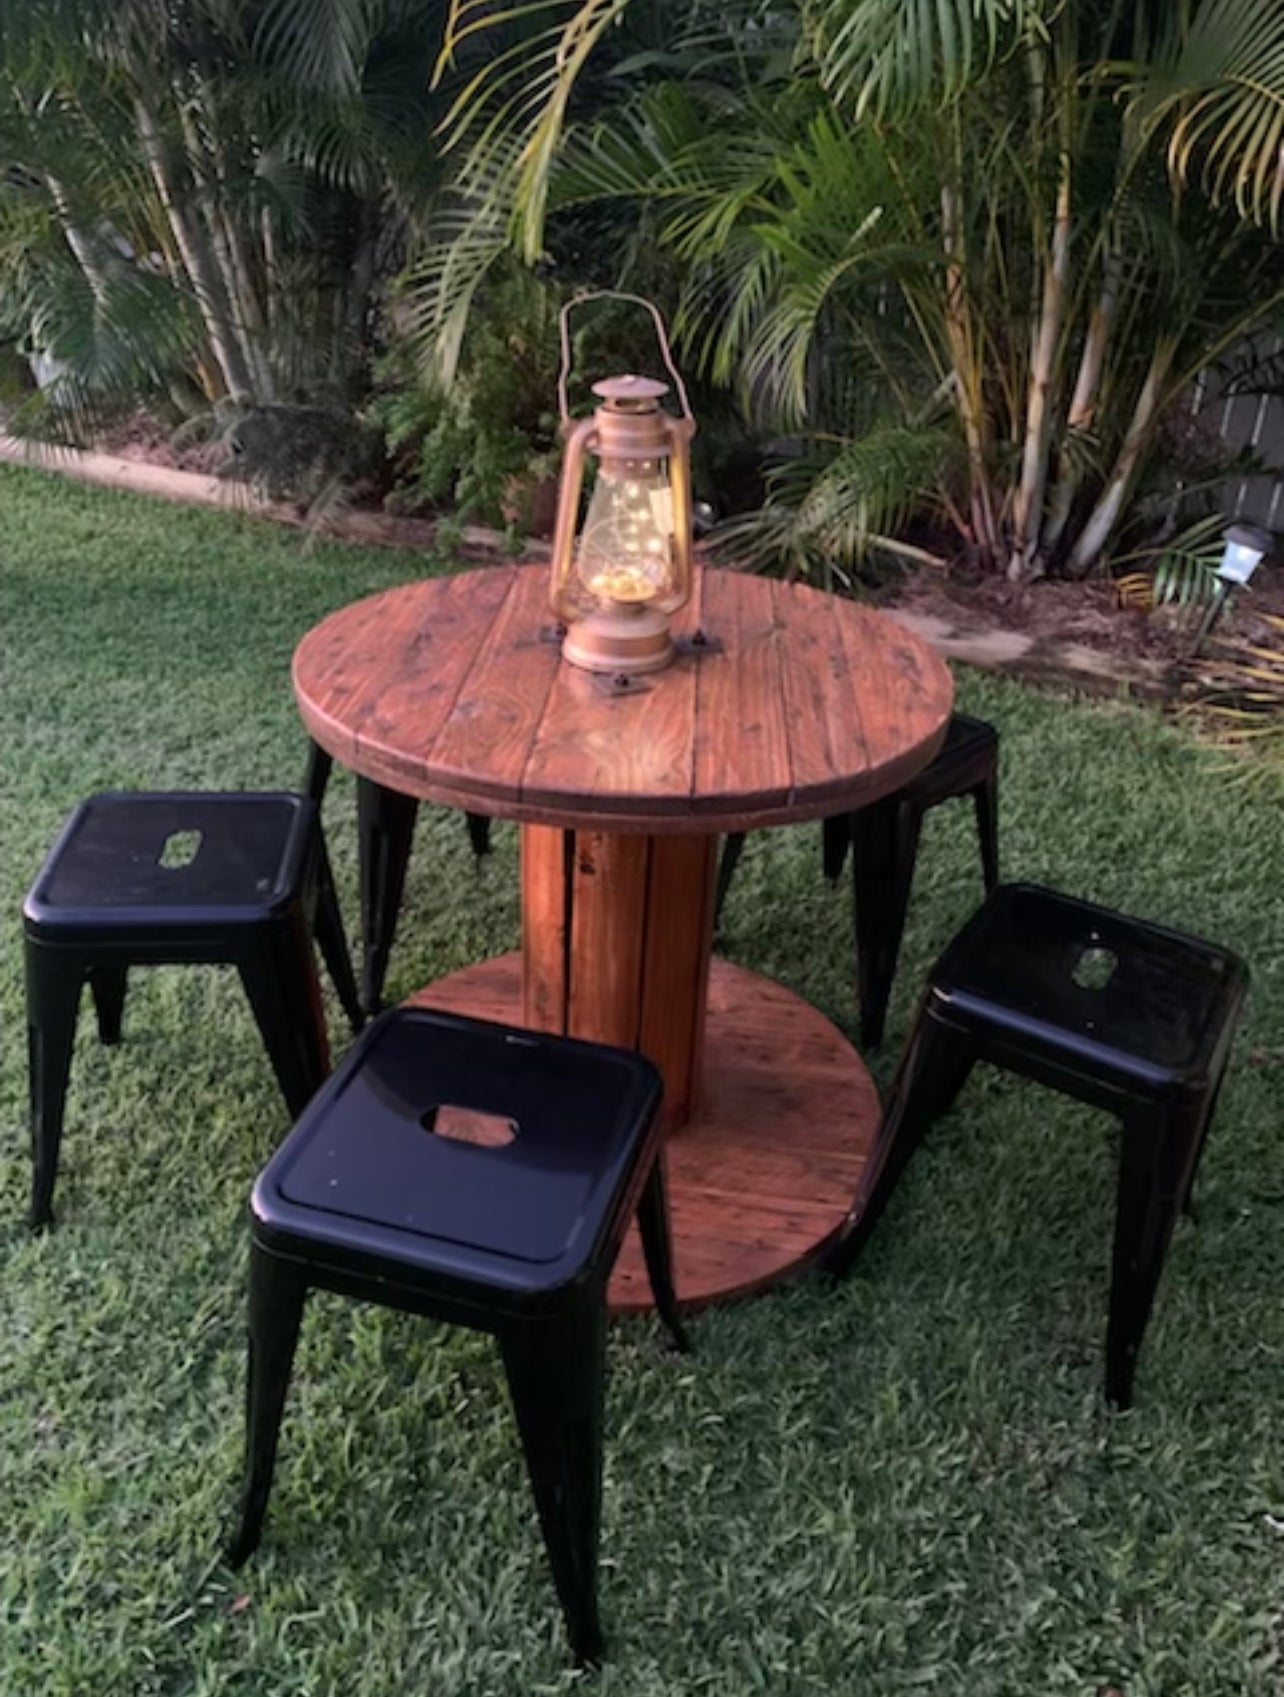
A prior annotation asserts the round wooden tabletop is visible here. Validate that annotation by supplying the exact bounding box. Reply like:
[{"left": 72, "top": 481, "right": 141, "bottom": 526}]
[{"left": 294, "top": 564, "right": 954, "bottom": 832}]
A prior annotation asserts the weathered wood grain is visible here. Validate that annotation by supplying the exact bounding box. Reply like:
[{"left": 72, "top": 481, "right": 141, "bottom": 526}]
[
  {"left": 293, "top": 564, "right": 953, "bottom": 829},
  {"left": 520, "top": 823, "right": 570, "bottom": 1033},
  {"left": 835, "top": 602, "right": 954, "bottom": 795},
  {"left": 776, "top": 581, "right": 871, "bottom": 802},
  {"left": 295, "top": 570, "right": 514, "bottom": 780},
  {"left": 521, "top": 826, "right": 716, "bottom": 1131},
  {"left": 426, "top": 567, "right": 560, "bottom": 806},
  {"left": 636, "top": 835, "right": 716, "bottom": 1130},
  {"left": 565, "top": 831, "right": 651, "bottom": 1051},
  {"left": 691, "top": 572, "right": 792, "bottom": 820},
  {"left": 522, "top": 648, "right": 698, "bottom": 819}
]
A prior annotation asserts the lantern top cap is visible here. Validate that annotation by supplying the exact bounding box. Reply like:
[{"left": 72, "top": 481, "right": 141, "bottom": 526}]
[{"left": 592, "top": 373, "right": 668, "bottom": 406}]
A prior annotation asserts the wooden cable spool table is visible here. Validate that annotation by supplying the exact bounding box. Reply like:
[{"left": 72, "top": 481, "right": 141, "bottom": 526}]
[{"left": 294, "top": 564, "right": 953, "bottom": 1310}]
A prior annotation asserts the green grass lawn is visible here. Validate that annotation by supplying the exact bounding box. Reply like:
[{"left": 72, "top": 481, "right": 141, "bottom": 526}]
[{"left": 1, "top": 464, "right": 1282, "bottom": 1696}]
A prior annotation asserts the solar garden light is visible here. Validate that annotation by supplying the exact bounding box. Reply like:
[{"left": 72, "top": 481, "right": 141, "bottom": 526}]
[
  {"left": 1192, "top": 522, "right": 1275, "bottom": 654},
  {"left": 548, "top": 293, "right": 696, "bottom": 677}
]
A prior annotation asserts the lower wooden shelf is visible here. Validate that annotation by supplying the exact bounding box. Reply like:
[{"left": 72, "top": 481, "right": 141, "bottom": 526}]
[{"left": 407, "top": 952, "right": 881, "bottom": 1312}]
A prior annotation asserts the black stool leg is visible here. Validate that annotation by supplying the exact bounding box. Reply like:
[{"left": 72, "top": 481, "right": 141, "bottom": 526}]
[
  {"left": 25, "top": 944, "right": 84, "bottom": 1230},
  {"left": 823, "top": 1009, "right": 973, "bottom": 1280},
  {"left": 225, "top": 1247, "right": 309, "bottom": 1567},
  {"left": 972, "top": 770, "right": 999, "bottom": 892},
  {"left": 237, "top": 911, "right": 330, "bottom": 1117},
  {"left": 713, "top": 832, "right": 747, "bottom": 931},
  {"left": 1179, "top": 1072, "right": 1226, "bottom": 1220},
  {"left": 304, "top": 740, "right": 333, "bottom": 805},
  {"left": 501, "top": 1307, "right": 607, "bottom": 1666},
  {"left": 822, "top": 812, "right": 852, "bottom": 883},
  {"left": 1106, "top": 1108, "right": 1193, "bottom": 1410},
  {"left": 635, "top": 1155, "right": 690, "bottom": 1353},
  {"left": 356, "top": 778, "right": 418, "bottom": 1017},
  {"left": 310, "top": 832, "right": 363, "bottom": 1036},
  {"left": 466, "top": 813, "right": 492, "bottom": 860},
  {"left": 89, "top": 965, "right": 128, "bottom": 1045},
  {"left": 851, "top": 796, "right": 922, "bottom": 1049}
]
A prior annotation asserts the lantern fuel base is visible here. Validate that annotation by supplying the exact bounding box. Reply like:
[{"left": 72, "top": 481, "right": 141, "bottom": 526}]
[{"left": 548, "top": 298, "right": 697, "bottom": 676}]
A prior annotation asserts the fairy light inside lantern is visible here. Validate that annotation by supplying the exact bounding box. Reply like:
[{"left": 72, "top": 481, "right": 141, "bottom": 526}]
[{"left": 548, "top": 297, "right": 696, "bottom": 676}]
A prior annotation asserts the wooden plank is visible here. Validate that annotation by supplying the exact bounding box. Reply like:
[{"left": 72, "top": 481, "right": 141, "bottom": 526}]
[
  {"left": 776, "top": 583, "right": 871, "bottom": 805},
  {"left": 356, "top": 570, "right": 519, "bottom": 790},
  {"left": 565, "top": 832, "right": 651, "bottom": 1051},
  {"left": 520, "top": 824, "right": 570, "bottom": 1034},
  {"left": 297, "top": 572, "right": 515, "bottom": 781},
  {"left": 636, "top": 835, "right": 717, "bottom": 1129},
  {"left": 833, "top": 601, "right": 954, "bottom": 798},
  {"left": 691, "top": 571, "right": 792, "bottom": 819},
  {"left": 521, "top": 646, "right": 699, "bottom": 819},
  {"left": 426, "top": 567, "right": 561, "bottom": 805},
  {"left": 292, "top": 587, "right": 409, "bottom": 768}
]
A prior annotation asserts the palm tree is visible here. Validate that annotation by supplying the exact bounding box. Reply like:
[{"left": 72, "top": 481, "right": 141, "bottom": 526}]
[
  {"left": 426, "top": 0, "right": 1284, "bottom": 579},
  {"left": 0, "top": 0, "right": 446, "bottom": 435}
]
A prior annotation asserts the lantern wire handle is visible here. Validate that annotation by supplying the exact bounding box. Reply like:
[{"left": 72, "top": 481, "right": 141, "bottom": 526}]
[{"left": 557, "top": 290, "right": 693, "bottom": 431}]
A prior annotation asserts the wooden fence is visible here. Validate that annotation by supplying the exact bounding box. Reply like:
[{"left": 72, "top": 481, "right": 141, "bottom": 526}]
[{"left": 1191, "top": 332, "right": 1284, "bottom": 532}]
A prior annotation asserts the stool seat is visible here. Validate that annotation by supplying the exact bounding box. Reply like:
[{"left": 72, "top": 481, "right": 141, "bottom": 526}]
[
  {"left": 28, "top": 793, "right": 317, "bottom": 933},
  {"left": 931, "top": 884, "right": 1242, "bottom": 1088},
  {"left": 826, "top": 883, "right": 1248, "bottom": 1407},
  {"left": 256, "top": 1008, "right": 667, "bottom": 1296},
  {"left": 24, "top": 790, "right": 362, "bottom": 1228},
  {"left": 896, "top": 712, "right": 997, "bottom": 810},
  {"left": 226, "top": 1007, "right": 688, "bottom": 1666}
]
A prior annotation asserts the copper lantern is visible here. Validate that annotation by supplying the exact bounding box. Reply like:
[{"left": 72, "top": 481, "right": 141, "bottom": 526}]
[{"left": 548, "top": 295, "right": 696, "bottom": 676}]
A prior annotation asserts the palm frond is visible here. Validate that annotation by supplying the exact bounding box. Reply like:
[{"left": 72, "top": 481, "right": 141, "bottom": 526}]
[
  {"left": 11, "top": 258, "right": 196, "bottom": 439},
  {"left": 402, "top": 155, "right": 516, "bottom": 384},
  {"left": 1189, "top": 614, "right": 1284, "bottom": 778},
  {"left": 711, "top": 420, "right": 956, "bottom": 584},
  {"left": 1148, "top": 513, "right": 1228, "bottom": 607},
  {"left": 255, "top": 0, "right": 378, "bottom": 95},
  {"left": 806, "top": 0, "right": 1046, "bottom": 119},
  {"left": 1127, "top": 0, "right": 1284, "bottom": 230},
  {"left": 435, "top": 0, "right": 632, "bottom": 259}
]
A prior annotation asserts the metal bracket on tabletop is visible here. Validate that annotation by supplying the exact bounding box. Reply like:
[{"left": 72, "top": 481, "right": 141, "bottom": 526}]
[
  {"left": 594, "top": 671, "right": 653, "bottom": 698},
  {"left": 674, "top": 627, "right": 723, "bottom": 659}
]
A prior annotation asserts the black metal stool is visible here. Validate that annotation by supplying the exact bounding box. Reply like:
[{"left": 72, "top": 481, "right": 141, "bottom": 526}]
[
  {"left": 224, "top": 1006, "right": 688, "bottom": 1667},
  {"left": 716, "top": 713, "right": 998, "bottom": 1048},
  {"left": 24, "top": 791, "right": 362, "bottom": 1229},
  {"left": 306, "top": 743, "right": 491, "bottom": 1017},
  {"left": 825, "top": 883, "right": 1249, "bottom": 1408}
]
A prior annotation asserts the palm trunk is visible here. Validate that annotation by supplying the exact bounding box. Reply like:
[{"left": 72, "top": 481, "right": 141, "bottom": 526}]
[
  {"left": 340, "top": 201, "right": 380, "bottom": 390},
  {"left": 1040, "top": 244, "right": 1123, "bottom": 557},
  {"left": 1065, "top": 342, "right": 1173, "bottom": 577},
  {"left": 46, "top": 176, "right": 111, "bottom": 307},
  {"left": 940, "top": 182, "right": 999, "bottom": 562},
  {"left": 1008, "top": 150, "right": 1072, "bottom": 580},
  {"left": 216, "top": 203, "right": 277, "bottom": 400},
  {"left": 260, "top": 205, "right": 280, "bottom": 343},
  {"left": 134, "top": 96, "right": 255, "bottom": 403},
  {"left": 186, "top": 79, "right": 277, "bottom": 402}
]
